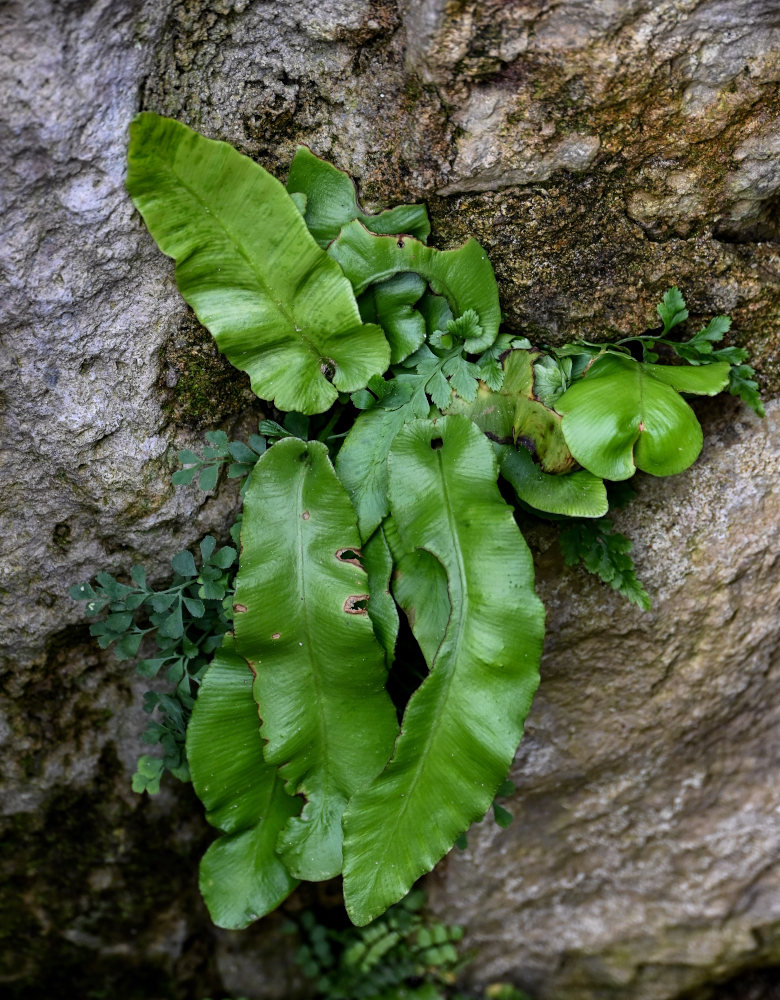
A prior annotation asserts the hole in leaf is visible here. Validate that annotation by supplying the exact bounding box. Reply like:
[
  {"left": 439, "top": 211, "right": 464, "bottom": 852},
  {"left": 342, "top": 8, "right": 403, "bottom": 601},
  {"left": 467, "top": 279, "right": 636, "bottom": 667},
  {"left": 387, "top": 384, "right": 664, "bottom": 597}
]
[
  {"left": 343, "top": 594, "right": 369, "bottom": 614},
  {"left": 386, "top": 607, "right": 428, "bottom": 721},
  {"left": 302, "top": 510, "right": 310, "bottom": 520},
  {"left": 272, "top": 632, "right": 282, "bottom": 640},
  {"left": 233, "top": 603, "right": 248, "bottom": 613},
  {"left": 430, "top": 437, "right": 444, "bottom": 450},
  {"left": 336, "top": 548, "right": 363, "bottom": 568},
  {"left": 320, "top": 359, "right": 336, "bottom": 382}
]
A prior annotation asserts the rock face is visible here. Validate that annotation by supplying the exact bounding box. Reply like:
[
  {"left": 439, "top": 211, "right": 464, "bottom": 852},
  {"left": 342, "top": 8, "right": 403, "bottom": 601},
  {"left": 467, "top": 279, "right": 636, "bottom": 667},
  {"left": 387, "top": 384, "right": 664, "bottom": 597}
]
[
  {"left": 429, "top": 397, "right": 780, "bottom": 1000},
  {"left": 1, "top": 0, "right": 779, "bottom": 997}
]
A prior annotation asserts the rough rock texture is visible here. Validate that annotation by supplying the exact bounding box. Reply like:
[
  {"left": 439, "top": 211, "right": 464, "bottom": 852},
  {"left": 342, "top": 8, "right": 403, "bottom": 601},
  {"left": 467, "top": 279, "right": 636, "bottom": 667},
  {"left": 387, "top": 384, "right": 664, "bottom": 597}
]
[
  {"left": 428, "top": 396, "right": 780, "bottom": 1000},
  {"left": 2, "top": 0, "right": 779, "bottom": 997}
]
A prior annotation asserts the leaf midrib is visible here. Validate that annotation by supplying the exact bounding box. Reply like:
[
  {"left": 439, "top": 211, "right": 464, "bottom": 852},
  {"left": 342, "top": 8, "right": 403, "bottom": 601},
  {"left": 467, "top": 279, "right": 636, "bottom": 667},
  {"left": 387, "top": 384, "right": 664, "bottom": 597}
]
[{"left": 288, "top": 457, "right": 333, "bottom": 801}]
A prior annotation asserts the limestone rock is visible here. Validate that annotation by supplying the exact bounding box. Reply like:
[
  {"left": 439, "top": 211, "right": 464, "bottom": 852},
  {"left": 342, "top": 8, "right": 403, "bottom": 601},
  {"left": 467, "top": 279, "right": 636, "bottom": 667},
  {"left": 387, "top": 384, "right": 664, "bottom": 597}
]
[{"left": 2, "top": 0, "right": 779, "bottom": 996}]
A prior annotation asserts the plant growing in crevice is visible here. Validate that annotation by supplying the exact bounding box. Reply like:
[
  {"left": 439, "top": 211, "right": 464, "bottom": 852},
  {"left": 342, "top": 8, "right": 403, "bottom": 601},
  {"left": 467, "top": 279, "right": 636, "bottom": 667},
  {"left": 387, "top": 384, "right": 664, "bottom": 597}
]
[
  {"left": 290, "top": 889, "right": 465, "bottom": 999},
  {"left": 72, "top": 113, "right": 763, "bottom": 931},
  {"left": 71, "top": 531, "right": 239, "bottom": 792},
  {"left": 284, "top": 888, "right": 533, "bottom": 1000}
]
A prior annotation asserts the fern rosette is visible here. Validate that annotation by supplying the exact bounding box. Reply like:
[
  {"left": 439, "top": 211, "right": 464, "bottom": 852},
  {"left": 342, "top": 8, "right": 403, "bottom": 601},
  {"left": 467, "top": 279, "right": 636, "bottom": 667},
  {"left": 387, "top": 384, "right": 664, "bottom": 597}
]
[{"left": 61, "top": 115, "right": 763, "bottom": 930}]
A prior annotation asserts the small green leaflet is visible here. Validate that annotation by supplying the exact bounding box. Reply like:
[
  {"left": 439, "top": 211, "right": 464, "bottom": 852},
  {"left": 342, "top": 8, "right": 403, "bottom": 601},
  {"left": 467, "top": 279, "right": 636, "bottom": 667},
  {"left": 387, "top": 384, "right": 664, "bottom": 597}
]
[
  {"left": 131, "top": 756, "right": 165, "bottom": 795},
  {"left": 729, "top": 364, "right": 765, "bottom": 417},
  {"left": 445, "top": 308, "right": 483, "bottom": 343},
  {"left": 671, "top": 314, "right": 750, "bottom": 368},
  {"left": 649, "top": 288, "right": 763, "bottom": 416},
  {"left": 412, "top": 343, "right": 482, "bottom": 408},
  {"left": 173, "top": 428, "right": 267, "bottom": 492},
  {"left": 657, "top": 286, "right": 688, "bottom": 334}
]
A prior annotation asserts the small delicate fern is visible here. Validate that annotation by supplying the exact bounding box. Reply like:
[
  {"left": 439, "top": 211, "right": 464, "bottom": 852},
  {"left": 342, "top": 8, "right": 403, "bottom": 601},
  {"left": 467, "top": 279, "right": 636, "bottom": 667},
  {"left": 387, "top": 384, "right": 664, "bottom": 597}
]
[
  {"left": 70, "top": 535, "right": 237, "bottom": 789},
  {"left": 291, "top": 890, "right": 465, "bottom": 1000}
]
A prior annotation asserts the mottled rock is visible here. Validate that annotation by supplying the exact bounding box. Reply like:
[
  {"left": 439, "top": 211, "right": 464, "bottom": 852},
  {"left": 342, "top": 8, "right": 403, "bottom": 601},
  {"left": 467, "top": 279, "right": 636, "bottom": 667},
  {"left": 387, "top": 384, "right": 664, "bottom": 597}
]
[
  {"left": 408, "top": 0, "right": 780, "bottom": 241},
  {"left": 2, "top": 0, "right": 780, "bottom": 997}
]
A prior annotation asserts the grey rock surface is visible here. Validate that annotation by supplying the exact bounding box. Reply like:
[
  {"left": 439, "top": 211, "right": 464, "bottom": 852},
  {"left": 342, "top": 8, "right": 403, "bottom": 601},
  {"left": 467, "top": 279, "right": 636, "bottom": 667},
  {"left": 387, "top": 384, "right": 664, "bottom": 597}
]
[
  {"left": 429, "top": 397, "right": 780, "bottom": 1000},
  {"left": 1, "top": 0, "right": 779, "bottom": 997}
]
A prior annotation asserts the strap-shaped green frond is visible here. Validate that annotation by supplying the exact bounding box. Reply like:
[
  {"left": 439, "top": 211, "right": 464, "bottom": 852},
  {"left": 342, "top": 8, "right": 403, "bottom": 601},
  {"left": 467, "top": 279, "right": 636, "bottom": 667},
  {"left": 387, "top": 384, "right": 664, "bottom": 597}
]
[
  {"left": 126, "top": 113, "right": 390, "bottom": 414},
  {"left": 186, "top": 637, "right": 299, "bottom": 928},
  {"left": 342, "top": 416, "right": 545, "bottom": 924},
  {"left": 498, "top": 444, "right": 608, "bottom": 518},
  {"left": 555, "top": 354, "right": 730, "bottom": 480},
  {"left": 233, "top": 439, "right": 398, "bottom": 882},
  {"left": 335, "top": 406, "right": 410, "bottom": 541},
  {"left": 286, "top": 145, "right": 430, "bottom": 248},
  {"left": 328, "top": 221, "right": 501, "bottom": 352}
]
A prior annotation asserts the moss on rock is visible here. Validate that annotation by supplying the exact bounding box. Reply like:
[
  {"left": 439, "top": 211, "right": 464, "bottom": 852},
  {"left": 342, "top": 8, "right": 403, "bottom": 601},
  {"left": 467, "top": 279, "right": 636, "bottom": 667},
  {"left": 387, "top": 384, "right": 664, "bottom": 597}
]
[
  {"left": 158, "top": 311, "right": 261, "bottom": 428},
  {"left": 428, "top": 167, "right": 780, "bottom": 397}
]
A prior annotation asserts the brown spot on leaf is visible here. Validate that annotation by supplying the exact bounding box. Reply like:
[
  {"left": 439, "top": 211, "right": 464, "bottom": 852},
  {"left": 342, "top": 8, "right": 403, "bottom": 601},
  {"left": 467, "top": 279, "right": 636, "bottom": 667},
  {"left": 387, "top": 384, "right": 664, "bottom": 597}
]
[
  {"left": 485, "top": 430, "right": 513, "bottom": 446},
  {"left": 336, "top": 547, "right": 363, "bottom": 568},
  {"left": 344, "top": 594, "right": 369, "bottom": 614},
  {"left": 516, "top": 436, "right": 537, "bottom": 458},
  {"left": 302, "top": 510, "right": 310, "bottom": 520},
  {"left": 233, "top": 603, "right": 248, "bottom": 613}
]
